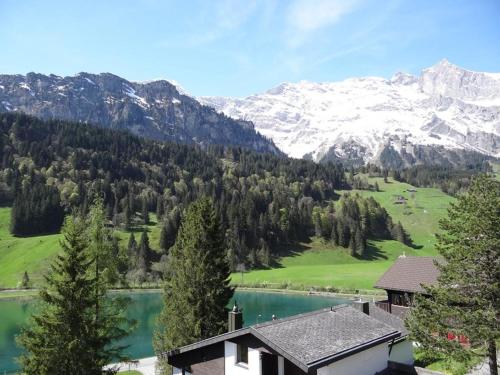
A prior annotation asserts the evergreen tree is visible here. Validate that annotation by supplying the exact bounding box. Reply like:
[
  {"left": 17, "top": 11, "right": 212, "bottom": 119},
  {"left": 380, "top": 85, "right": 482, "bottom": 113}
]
[
  {"left": 354, "top": 227, "right": 365, "bottom": 257},
  {"left": 391, "top": 221, "right": 407, "bottom": 244},
  {"left": 406, "top": 175, "right": 499, "bottom": 375},
  {"left": 159, "top": 219, "right": 176, "bottom": 254},
  {"left": 17, "top": 213, "right": 131, "bottom": 375},
  {"left": 257, "top": 239, "right": 271, "bottom": 267},
  {"left": 153, "top": 198, "right": 234, "bottom": 374},
  {"left": 330, "top": 219, "right": 339, "bottom": 246},
  {"left": 156, "top": 198, "right": 164, "bottom": 221},
  {"left": 20, "top": 271, "right": 30, "bottom": 289},
  {"left": 349, "top": 229, "right": 356, "bottom": 256},
  {"left": 141, "top": 198, "right": 149, "bottom": 225},
  {"left": 138, "top": 230, "right": 152, "bottom": 273},
  {"left": 127, "top": 233, "right": 137, "bottom": 259}
]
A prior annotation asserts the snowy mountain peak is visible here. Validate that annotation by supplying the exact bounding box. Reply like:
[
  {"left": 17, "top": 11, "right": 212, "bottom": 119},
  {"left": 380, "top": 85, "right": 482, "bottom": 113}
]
[
  {"left": 390, "top": 72, "right": 418, "bottom": 86},
  {"left": 420, "top": 60, "right": 500, "bottom": 99},
  {"left": 199, "top": 60, "right": 500, "bottom": 166}
]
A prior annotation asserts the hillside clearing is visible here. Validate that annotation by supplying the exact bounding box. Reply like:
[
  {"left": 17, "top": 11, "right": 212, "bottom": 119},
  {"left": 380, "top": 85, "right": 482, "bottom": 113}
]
[{"left": 232, "top": 177, "right": 453, "bottom": 292}]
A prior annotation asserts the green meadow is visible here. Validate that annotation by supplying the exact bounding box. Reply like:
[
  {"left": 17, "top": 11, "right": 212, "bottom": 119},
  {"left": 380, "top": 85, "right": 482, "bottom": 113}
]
[
  {"left": 0, "top": 177, "right": 454, "bottom": 291},
  {"left": 231, "top": 177, "right": 454, "bottom": 292},
  {"left": 0, "top": 208, "right": 161, "bottom": 289}
]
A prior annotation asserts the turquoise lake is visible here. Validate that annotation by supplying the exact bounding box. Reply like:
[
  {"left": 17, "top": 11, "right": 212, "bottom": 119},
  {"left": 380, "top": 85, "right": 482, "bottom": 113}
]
[{"left": 0, "top": 290, "right": 350, "bottom": 373}]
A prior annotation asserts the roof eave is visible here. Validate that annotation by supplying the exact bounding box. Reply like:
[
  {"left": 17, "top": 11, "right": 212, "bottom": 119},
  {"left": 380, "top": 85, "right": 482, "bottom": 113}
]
[
  {"left": 307, "top": 331, "right": 401, "bottom": 371},
  {"left": 374, "top": 285, "right": 426, "bottom": 293},
  {"left": 164, "top": 327, "right": 251, "bottom": 358}
]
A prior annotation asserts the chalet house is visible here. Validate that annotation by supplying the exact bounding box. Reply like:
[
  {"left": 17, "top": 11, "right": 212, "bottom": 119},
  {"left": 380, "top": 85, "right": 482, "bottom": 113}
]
[
  {"left": 165, "top": 301, "right": 414, "bottom": 375},
  {"left": 374, "top": 256, "right": 440, "bottom": 319}
]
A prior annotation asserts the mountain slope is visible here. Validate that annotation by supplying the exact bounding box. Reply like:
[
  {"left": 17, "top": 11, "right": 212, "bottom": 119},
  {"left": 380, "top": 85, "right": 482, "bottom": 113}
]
[
  {"left": 200, "top": 60, "right": 500, "bottom": 167},
  {"left": 0, "top": 72, "right": 279, "bottom": 154}
]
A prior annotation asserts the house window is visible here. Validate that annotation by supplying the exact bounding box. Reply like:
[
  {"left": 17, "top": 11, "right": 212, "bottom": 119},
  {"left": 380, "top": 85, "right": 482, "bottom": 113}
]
[{"left": 236, "top": 344, "right": 248, "bottom": 364}]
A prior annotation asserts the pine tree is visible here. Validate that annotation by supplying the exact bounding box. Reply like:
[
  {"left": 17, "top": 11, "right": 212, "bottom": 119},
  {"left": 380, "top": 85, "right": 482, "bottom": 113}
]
[
  {"left": 141, "top": 198, "right": 149, "bottom": 225},
  {"left": 159, "top": 219, "right": 176, "bottom": 254},
  {"left": 153, "top": 198, "right": 234, "bottom": 374},
  {"left": 406, "top": 175, "right": 499, "bottom": 375},
  {"left": 156, "top": 198, "right": 164, "bottom": 221},
  {"left": 391, "top": 221, "right": 406, "bottom": 243},
  {"left": 20, "top": 271, "right": 30, "bottom": 289},
  {"left": 354, "top": 227, "right": 365, "bottom": 257},
  {"left": 17, "top": 213, "right": 132, "bottom": 375},
  {"left": 138, "top": 230, "right": 152, "bottom": 273},
  {"left": 330, "top": 218, "right": 339, "bottom": 246},
  {"left": 349, "top": 229, "right": 356, "bottom": 256},
  {"left": 127, "top": 232, "right": 137, "bottom": 259},
  {"left": 257, "top": 239, "right": 271, "bottom": 267}
]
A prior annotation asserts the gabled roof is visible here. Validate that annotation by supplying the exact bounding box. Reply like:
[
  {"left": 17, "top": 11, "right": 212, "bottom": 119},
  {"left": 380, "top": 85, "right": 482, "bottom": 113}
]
[
  {"left": 166, "top": 305, "right": 401, "bottom": 373},
  {"left": 374, "top": 256, "right": 441, "bottom": 293}
]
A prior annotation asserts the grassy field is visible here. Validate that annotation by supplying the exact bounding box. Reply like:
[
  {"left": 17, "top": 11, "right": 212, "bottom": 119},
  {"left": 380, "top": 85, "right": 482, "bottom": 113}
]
[
  {"left": 0, "top": 177, "right": 454, "bottom": 291},
  {"left": 0, "top": 208, "right": 161, "bottom": 288},
  {"left": 0, "top": 207, "right": 62, "bottom": 288},
  {"left": 232, "top": 177, "right": 454, "bottom": 292}
]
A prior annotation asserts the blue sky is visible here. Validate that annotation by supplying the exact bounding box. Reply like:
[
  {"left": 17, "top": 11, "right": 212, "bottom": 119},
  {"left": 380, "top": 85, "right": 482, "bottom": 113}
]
[{"left": 1, "top": 0, "right": 499, "bottom": 97}]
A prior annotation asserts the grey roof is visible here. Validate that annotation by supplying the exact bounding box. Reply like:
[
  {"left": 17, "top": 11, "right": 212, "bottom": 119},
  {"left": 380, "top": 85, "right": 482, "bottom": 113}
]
[
  {"left": 166, "top": 305, "right": 401, "bottom": 372},
  {"left": 252, "top": 305, "right": 400, "bottom": 368},
  {"left": 374, "top": 256, "right": 441, "bottom": 293},
  {"left": 368, "top": 302, "right": 408, "bottom": 338}
]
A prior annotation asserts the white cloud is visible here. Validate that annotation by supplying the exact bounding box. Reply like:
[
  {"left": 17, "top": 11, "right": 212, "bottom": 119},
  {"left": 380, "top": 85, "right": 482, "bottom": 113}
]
[{"left": 287, "top": 0, "right": 360, "bottom": 32}]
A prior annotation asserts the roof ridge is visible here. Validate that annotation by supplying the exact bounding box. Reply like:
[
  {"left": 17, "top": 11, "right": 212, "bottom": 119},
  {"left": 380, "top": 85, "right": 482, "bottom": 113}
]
[{"left": 251, "top": 304, "right": 349, "bottom": 329}]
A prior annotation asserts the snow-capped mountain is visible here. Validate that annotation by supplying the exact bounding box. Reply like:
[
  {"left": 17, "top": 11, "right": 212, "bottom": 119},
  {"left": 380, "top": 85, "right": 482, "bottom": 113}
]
[
  {"left": 0, "top": 72, "right": 279, "bottom": 154},
  {"left": 200, "top": 60, "right": 500, "bottom": 167}
]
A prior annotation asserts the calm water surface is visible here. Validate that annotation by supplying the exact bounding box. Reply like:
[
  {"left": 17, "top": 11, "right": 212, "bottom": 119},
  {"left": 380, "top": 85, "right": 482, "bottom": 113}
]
[{"left": 0, "top": 290, "right": 350, "bottom": 373}]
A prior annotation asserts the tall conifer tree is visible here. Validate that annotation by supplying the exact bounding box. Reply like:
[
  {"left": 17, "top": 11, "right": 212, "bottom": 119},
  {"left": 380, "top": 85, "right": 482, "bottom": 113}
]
[
  {"left": 17, "top": 210, "right": 132, "bottom": 375},
  {"left": 406, "top": 175, "right": 499, "bottom": 375},
  {"left": 154, "top": 198, "right": 234, "bottom": 374}
]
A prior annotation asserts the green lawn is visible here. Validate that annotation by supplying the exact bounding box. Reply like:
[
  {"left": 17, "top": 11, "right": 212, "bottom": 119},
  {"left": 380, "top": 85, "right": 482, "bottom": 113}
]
[
  {"left": 232, "top": 177, "right": 454, "bottom": 292},
  {"left": 0, "top": 208, "right": 161, "bottom": 288},
  {"left": 0, "top": 207, "right": 62, "bottom": 288}
]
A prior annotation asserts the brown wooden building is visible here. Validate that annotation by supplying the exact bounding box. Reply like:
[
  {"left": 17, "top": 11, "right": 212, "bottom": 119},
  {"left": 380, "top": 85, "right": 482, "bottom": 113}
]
[{"left": 374, "top": 256, "right": 440, "bottom": 319}]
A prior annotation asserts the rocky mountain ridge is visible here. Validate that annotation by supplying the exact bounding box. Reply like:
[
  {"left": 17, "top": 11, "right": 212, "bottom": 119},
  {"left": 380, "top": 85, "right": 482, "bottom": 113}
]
[
  {"left": 199, "top": 60, "right": 500, "bottom": 167},
  {"left": 0, "top": 72, "right": 279, "bottom": 154}
]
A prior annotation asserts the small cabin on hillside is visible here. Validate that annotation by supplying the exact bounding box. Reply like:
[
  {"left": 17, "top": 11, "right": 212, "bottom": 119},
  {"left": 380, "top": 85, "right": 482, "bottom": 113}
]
[
  {"left": 165, "top": 301, "right": 414, "bottom": 375},
  {"left": 374, "top": 256, "right": 440, "bottom": 319}
]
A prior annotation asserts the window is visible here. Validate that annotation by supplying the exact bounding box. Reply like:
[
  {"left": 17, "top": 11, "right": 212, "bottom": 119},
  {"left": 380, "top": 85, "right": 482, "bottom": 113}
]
[{"left": 236, "top": 344, "right": 248, "bottom": 364}]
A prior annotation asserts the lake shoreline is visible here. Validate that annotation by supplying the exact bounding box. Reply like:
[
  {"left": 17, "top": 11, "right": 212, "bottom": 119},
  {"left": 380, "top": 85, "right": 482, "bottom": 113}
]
[{"left": 0, "top": 286, "right": 385, "bottom": 301}]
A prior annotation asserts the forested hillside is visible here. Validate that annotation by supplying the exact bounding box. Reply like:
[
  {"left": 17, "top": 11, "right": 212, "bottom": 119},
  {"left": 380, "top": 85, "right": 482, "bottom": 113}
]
[{"left": 0, "top": 113, "right": 410, "bottom": 285}]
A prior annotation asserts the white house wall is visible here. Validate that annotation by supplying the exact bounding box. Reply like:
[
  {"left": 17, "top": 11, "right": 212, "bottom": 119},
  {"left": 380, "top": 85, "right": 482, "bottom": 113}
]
[
  {"left": 225, "top": 341, "right": 261, "bottom": 375},
  {"left": 389, "top": 339, "right": 414, "bottom": 365},
  {"left": 317, "top": 342, "right": 389, "bottom": 375}
]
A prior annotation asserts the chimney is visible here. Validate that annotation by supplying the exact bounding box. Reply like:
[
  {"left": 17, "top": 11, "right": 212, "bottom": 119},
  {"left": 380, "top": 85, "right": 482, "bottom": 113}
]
[
  {"left": 352, "top": 299, "right": 370, "bottom": 315},
  {"left": 228, "top": 302, "right": 243, "bottom": 332}
]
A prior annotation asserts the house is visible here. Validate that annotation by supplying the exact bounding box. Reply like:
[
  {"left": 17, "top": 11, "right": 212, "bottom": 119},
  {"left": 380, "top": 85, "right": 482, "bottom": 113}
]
[
  {"left": 374, "top": 256, "right": 440, "bottom": 319},
  {"left": 165, "top": 301, "right": 414, "bottom": 375}
]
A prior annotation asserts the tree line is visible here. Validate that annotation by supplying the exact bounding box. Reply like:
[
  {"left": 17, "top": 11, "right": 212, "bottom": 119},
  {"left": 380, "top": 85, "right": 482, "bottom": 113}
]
[{"left": 0, "top": 113, "right": 410, "bottom": 282}]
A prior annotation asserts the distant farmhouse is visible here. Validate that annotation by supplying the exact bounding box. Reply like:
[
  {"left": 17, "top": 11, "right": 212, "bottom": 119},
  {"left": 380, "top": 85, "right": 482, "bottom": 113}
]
[
  {"left": 393, "top": 195, "right": 407, "bottom": 205},
  {"left": 165, "top": 301, "right": 413, "bottom": 375},
  {"left": 374, "top": 256, "right": 440, "bottom": 319}
]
